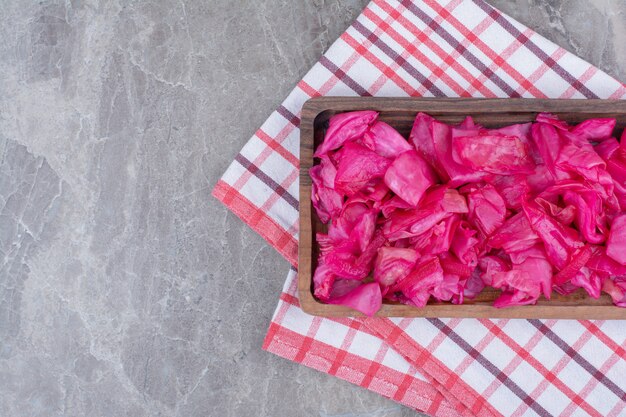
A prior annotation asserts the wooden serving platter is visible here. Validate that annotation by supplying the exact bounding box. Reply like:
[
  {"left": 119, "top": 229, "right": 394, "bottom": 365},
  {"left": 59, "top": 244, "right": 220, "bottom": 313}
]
[{"left": 299, "top": 97, "right": 626, "bottom": 318}]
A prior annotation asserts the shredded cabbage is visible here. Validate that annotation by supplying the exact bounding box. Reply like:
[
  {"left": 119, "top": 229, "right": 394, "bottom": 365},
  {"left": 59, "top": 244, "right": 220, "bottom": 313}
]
[{"left": 310, "top": 111, "right": 626, "bottom": 315}]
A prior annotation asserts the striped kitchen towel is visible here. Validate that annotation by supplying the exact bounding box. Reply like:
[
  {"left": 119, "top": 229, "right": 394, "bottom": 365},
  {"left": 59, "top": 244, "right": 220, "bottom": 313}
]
[{"left": 212, "top": 0, "right": 626, "bottom": 416}]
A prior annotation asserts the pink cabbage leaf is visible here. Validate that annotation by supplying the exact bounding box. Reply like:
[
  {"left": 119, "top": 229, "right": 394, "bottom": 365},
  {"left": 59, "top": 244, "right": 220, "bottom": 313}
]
[
  {"left": 327, "top": 282, "right": 383, "bottom": 316},
  {"left": 384, "top": 150, "right": 437, "bottom": 206},
  {"left": 315, "top": 110, "right": 378, "bottom": 156}
]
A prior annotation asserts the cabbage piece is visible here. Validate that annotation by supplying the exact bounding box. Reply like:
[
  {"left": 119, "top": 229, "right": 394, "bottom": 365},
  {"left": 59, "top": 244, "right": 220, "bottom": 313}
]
[
  {"left": 393, "top": 257, "right": 444, "bottom": 307},
  {"left": 570, "top": 268, "right": 603, "bottom": 299},
  {"left": 557, "top": 142, "right": 607, "bottom": 176},
  {"left": 526, "top": 164, "right": 559, "bottom": 195},
  {"left": 522, "top": 201, "right": 583, "bottom": 270},
  {"left": 535, "top": 197, "right": 576, "bottom": 226},
  {"left": 409, "top": 214, "right": 460, "bottom": 254},
  {"left": 534, "top": 113, "right": 605, "bottom": 164},
  {"left": 439, "top": 252, "right": 475, "bottom": 278},
  {"left": 313, "top": 263, "right": 336, "bottom": 301},
  {"left": 391, "top": 238, "right": 411, "bottom": 249},
  {"left": 374, "top": 247, "right": 418, "bottom": 290},
  {"left": 410, "top": 112, "right": 447, "bottom": 180},
  {"left": 435, "top": 121, "right": 492, "bottom": 186},
  {"left": 321, "top": 202, "right": 381, "bottom": 281},
  {"left": 323, "top": 248, "right": 371, "bottom": 280},
  {"left": 354, "top": 180, "right": 389, "bottom": 204},
  {"left": 562, "top": 190, "right": 605, "bottom": 244},
  {"left": 463, "top": 184, "right": 507, "bottom": 236},
  {"left": 310, "top": 157, "right": 343, "bottom": 223},
  {"left": 384, "top": 150, "right": 437, "bottom": 206},
  {"left": 553, "top": 245, "right": 593, "bottom": 285},
  {"left": 324, "top": 231, "right": 386, "bottom": 280},
  {"left": 328, "top": 279, "right": 362, "bottom": 299},
  {"left": 408, "top": 228, "right": 435, "bottom": 252},
  {"left": 351, "top": 180, "right": 390, "bottom": 208},
  {"left": 493, "top": 174, "right": 528, "bottom": 210},
  {"left": 316, "top": 232, "right": 335, "bottom": 256},
  {"left": 556, "top": 142, "right": 614, "bottom": 201},
  {"left": 492, "top": 292, "right": 537, "bottom": 308},
  {"left": 432, "top": 273, "right": 464, "bottom": 304},
  {"left": 478, "top": 255, "right": 510, "bottom": 287},
  {"left": 495, "top": 122, "right": 538, "bottom": 161},
  {"left": 362, "top": 120, "right": 413, "bottom": 157},
  {"left": 450, "top": 221, "right": 479, "bottom": 266},
  {"left": 334, "top": 142, "right": 392, "bottom": 196},
  {"left": 531, "top": 122, "right": 562, "bottom": 178},
  {"left": 494, "top": 122, "right": 533, "bottom": 140},
  {"left": 537, "top": 182, "right": 606, "bottom": 243},
  {"left": 381, "top": 195, "right": 413, "bottom": 218},
  {"left": 492, "top": 245, "right": 552, "bottom": 307},
  {"left": 417, "top": 184, "right": 447, "bottom": 206},
  {"left": 464, "top": 269, "right": 486, "bottom": 299},
  {"left": 602, "top": 277, "right": 626, "bottom": 307},
  {"left": 606, "top": 214, "right": 626, "bottom": 265},
  {"left": 381, "top": 187, "right": 466, "bottom": 241},
  {"left": 359, "top": 231, "right": 388, "bottom": 266},
  {"left": 439, "top": 254, "right": 482, "bottom": 304},
  {"left": 423, "top": 215, "right": 461, "bottom": 255},
  {"left": 508, "top": 246, "right": 540, "bottom": 264},
  {"left": 606, "top": 151, "right": 626, "bottom": 210},
  {"left": 553, "top": 280, "right": 580, "bottom": 296},
  {"left": 613, "top": 182, "right": 626, "bottom": 212},
  {"left": 534, "top": 114, "right": 618, "bottom": 205},
  {"left": 410, "top": 114, "right": 489, "bottom": 185},
  {"left": 452, "top": 132, "right": 535, "bottom": 175},
  {"left": 488, "top": 212, "right": 539, "bottom": 253},
  {"left": 587, "top": 245, "right": 626, "bottom": 278},
  {"left": 382, "top": 208, "right": 447, "bottom": 241},
  {"left": 536, "top": 112, "right": 570, "bottom": 130},
  {"left": 594, "top": 138, "right": 620, "bottom": 161},
  {"left": 408, "top": 210, "right": 451, "bottom": 237},
  {"left": 570, "top": 118, "right": 616, "bottom": 142},
  {"left": 537, "top": 180, "right": 585, "bottom": 199},
  {"left": 457, "top": 116, "right": 476, "bottom": 129},
  {"left": 557, "top": 116, "right": 615, "bottom": 149},
  {"left": 328, "top": 202, "right": 377, "bottom": 252},
  {"left": 317, "top": 155, "right": 337, "bottom": 187},
  {"left": 410, "top": 190, "right": 466, "bottom": 237},
  {"left": 327, "top": 282, "right": 382, "bottom": 316},
  {"left": 315, "top": 110, "right": 378, "bottom": 156},
  {"left": 441, "top": 188, "right": 469, "bottom": 213}
]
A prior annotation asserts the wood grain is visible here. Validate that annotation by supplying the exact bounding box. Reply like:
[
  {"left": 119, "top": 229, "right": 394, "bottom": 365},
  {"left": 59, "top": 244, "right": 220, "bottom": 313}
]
[{"left": 299, "top": 97, "right": 626, "bottom": 319}]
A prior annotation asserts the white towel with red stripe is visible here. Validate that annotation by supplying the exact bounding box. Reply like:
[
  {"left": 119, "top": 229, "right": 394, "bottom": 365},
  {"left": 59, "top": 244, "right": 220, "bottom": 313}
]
[{"left": 212, "top": 1, "right": 626, "bottom": 416}]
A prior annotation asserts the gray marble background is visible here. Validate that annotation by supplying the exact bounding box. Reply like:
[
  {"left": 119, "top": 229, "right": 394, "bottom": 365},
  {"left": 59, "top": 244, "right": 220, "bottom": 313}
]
[{"left": 0, "top": 1, "right": 623, "bottom": 416}]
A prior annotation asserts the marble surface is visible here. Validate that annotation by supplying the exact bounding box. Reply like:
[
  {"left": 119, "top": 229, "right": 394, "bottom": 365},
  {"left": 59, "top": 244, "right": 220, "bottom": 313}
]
[{"left": 0, "top": 1, "right": 623, "bottom": 416}]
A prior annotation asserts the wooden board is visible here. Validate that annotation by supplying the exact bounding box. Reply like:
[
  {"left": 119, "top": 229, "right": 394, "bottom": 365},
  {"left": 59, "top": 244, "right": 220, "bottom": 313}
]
[{"left": 299, "top": 97, "right": 626, "bottom": 319}]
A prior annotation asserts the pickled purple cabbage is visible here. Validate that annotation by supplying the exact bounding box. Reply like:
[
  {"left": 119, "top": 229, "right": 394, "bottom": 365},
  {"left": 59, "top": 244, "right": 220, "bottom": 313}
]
[{"left": 310, "top": 110, "right": 626, "bottom": 315}]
